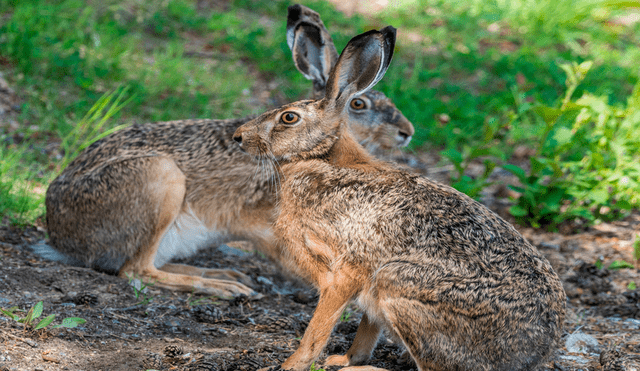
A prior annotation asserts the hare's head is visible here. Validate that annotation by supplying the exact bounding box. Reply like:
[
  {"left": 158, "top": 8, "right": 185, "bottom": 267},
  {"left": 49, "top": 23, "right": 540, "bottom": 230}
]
[
  {"left": 286, "top": 4, "right": 413, "bottom": 150},
  {"left": 233, "top": 26, "right": 396, "bottom": 162}
]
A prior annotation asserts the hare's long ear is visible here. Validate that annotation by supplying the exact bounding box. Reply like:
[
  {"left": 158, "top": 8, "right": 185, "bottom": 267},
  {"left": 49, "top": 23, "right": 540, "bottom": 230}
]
[
  {"left": 324, "top": 26, "right": 396, "bottom": 110},
  {"left": 287, "top": 4, "right": 338, "bottom": 93}
]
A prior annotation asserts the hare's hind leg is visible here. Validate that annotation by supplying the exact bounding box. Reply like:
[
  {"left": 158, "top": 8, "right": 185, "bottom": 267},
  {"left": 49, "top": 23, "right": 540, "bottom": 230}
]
[
  {"left": 118, "top": 157, "right": 254, "bottom": 297},
  {"left": 158, "top": 263, "right": 254, "bottom": 288},
  {"left": 370, "top": 258, "right": 553, "bottom": 371}
]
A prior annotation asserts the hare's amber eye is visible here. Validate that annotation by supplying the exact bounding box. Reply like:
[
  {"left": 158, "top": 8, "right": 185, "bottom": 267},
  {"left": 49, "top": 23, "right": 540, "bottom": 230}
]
[
  {"left": 280, "top": 112, "right": 300, "bottom": 125},
  {"left": 350, "top": 98, "right": 366, "bottom": 110}
]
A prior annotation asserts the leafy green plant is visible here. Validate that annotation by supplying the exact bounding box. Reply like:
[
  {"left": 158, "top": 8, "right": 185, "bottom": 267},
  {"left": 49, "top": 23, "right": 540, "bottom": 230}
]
[
  {"left": 1, "top": 301, "right": 86, "bottom": 331},
  {"left": 503, "top": 159, "right": 576, "bottom": 229},
  {"left": 505, "top": 61, "right": 640, "bottom": 229},
  {"left": 503, "top": 61, "right": 592, "bottom": 228},
  {"left": 634, "top": 235, "right": 640, "bottom": 265},
  {"left": 310, "top": 362, "right": 326, "bottom": 371},
  {"left": 628, "top": 281, "right": 637, "bottom": 291}
]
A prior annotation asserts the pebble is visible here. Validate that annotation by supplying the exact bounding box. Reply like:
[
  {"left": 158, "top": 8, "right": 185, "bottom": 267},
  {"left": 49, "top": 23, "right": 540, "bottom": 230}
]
[
  {"left": 565, "top": 332, "right": 599, "bottom": 353},
  {"left": 42, "top": 351, "right": 60, "bottom": 363}
]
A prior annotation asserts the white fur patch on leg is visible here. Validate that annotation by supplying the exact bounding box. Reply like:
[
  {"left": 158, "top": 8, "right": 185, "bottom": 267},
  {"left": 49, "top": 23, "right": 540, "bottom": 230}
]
[{"left": 154, "top": 208, "right": 227, "bottom": 268}]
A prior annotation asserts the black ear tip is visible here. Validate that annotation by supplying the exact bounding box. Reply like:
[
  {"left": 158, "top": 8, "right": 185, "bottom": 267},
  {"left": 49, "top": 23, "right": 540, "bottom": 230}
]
[
  {"left": 380, "top": 26, "right": 397, "bottom": 40},
  {"left": 288, "top": 4, "right": 302, "bottom": 22}
]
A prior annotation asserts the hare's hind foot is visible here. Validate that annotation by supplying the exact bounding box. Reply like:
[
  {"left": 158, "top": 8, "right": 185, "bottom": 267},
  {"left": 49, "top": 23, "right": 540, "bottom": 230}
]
[
  {"left": 159, "top": 263, "right": 254, "bottom": 288},
  {"left": 121, "top": 266, "right": 255, "bottom": 297}
]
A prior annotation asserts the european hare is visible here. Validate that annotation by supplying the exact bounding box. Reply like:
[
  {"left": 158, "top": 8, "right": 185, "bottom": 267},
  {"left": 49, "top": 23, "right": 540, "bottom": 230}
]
[
  {"left": 234, "top": 27, "right": 566, "bottom": 371},
  {"left": 40, "top": 5, "right": 414, "bottom": 297}
]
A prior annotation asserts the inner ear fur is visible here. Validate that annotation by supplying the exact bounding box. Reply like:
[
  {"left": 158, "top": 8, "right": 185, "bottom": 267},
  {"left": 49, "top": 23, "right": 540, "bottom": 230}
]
[
  {"left": 324, "top": 26, "right": 396, "bottom": 110},
  {"left": 287, "top": 4, "right": 338, "bottom": 91}
]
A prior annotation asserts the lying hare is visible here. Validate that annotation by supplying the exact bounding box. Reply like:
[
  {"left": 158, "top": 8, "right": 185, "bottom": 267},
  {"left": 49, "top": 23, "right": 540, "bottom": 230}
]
[
  {"left": 40, "top": 4, "right": 414, "bottom": 297},
  {"left": 234, "top": 27, "right": 566, "bottom": 371}
]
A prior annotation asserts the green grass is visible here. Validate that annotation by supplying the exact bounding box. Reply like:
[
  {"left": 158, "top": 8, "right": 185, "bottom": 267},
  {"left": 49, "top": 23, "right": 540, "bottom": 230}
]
[
  {"left": 0, "top": 144, "right": 49, "bottom": 226},
  {"left": 1, "top": 0, "right": 639, "bottom": 229}
]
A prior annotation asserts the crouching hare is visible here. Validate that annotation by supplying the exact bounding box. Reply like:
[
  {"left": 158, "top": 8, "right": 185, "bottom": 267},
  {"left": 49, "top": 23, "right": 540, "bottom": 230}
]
[
  {"left": 40, "top": 4, "right": 414, "bottom": 298},
  {"left": 234, "top": 26, "right": 566, "bottom": 371}
]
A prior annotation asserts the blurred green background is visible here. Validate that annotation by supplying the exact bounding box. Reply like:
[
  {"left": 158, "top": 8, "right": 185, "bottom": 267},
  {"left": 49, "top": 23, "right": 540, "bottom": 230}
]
[{"left": 0, "top": 0, "right": 639, "bottom": 231}]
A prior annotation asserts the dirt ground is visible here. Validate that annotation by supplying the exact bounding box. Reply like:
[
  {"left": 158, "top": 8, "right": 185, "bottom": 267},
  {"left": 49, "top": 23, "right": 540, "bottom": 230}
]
[{"left": 1, "top": 153, "right": 640, "bottom": 371}]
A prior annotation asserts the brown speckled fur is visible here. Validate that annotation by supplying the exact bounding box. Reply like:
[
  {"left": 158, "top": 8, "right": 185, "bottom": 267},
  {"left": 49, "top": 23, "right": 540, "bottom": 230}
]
[
  {"left": 235, "top": 26, "right": 566, "bottom": 371},
  {"left": 43, "top": 5, "right": 414, "bottom": 297}
]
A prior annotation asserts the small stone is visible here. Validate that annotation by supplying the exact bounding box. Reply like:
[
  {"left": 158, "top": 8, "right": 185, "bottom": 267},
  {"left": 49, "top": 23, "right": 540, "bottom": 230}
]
[
  {"left": 565, "top": 332, "right": 599, "bottom": 354},
  {"left": 42, "top": 352, "right": 60, "bottom": 363}
]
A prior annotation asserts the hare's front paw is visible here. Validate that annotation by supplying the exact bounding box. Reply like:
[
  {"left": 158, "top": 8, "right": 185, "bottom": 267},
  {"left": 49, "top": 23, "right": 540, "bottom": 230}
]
[{"left": 324, "top": 354, "right": 349, "bottom": 366}]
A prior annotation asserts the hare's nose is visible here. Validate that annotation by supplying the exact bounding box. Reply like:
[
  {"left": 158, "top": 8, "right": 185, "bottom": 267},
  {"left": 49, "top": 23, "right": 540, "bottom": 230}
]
[
  {"left": 233, "top": 133, "right": 243, "bottom": 145},
  {"left": 397, "top": 130, "right": 412, "bottom": 147}
]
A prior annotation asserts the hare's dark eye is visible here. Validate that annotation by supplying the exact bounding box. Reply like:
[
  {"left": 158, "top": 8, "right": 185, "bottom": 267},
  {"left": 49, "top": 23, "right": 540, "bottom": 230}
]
[
  {"left": 280, "top": 112, "right": 300, "bottom": 125},
  {"left": 350, "top": 98, "right": 366, "bottom": 110}
]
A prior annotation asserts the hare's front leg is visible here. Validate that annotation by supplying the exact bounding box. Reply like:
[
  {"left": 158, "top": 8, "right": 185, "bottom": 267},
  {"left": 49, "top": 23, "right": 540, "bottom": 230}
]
[
  {"left": 279, "top": 271, "right": 363, "bottom": 371},
  {"left": 324, "top": 313, "right": 382, "bottom": 367}
]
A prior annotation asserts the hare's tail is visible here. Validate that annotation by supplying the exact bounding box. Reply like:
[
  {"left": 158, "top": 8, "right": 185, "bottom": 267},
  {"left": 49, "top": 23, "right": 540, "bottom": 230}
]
[{"left": 30, "top": 241, "right": 85, "bottom": 267}]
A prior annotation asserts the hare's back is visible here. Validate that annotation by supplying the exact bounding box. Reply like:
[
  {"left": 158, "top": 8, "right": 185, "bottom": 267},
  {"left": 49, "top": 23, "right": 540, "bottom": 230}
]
[
  {"left": 282, "top": 162, "right": 547, "bottom": 274},
  {"left": 59, "top": 118, "right": 248, "bottom": 178}
]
